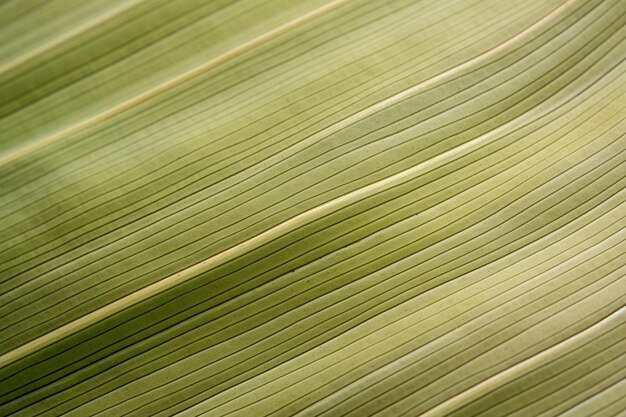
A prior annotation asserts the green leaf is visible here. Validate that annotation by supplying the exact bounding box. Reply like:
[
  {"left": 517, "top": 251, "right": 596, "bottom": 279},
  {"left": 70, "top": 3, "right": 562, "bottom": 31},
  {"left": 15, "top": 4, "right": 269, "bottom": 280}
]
[{"left": 0, "top": 0, "right": 624, "bottom": 415}]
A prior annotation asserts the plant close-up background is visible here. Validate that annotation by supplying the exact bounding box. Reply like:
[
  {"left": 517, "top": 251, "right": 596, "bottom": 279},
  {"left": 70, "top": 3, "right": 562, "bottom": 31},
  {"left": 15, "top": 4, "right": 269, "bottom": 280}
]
[{"left": 0, "top": 0, "right": 625, "bottom": 416}]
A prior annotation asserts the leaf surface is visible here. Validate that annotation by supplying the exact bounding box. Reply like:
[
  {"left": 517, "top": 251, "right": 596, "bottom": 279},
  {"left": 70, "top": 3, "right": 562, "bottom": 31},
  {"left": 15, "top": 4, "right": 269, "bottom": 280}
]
[{"left": 0, "top": 0, "right": 624, "bottom": 416}]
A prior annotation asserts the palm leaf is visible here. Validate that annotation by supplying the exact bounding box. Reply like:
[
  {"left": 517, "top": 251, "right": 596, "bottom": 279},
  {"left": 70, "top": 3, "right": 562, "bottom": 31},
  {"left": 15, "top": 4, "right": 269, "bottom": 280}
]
[{"left": 0, "top": 0, "right": 624, "bottom": 415}]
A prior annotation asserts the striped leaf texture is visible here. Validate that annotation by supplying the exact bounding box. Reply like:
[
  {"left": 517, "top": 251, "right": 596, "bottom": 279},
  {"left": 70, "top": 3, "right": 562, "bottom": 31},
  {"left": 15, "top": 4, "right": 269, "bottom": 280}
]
[{"left": 0, "top": 0, "right": 625, "bottom": 415}]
